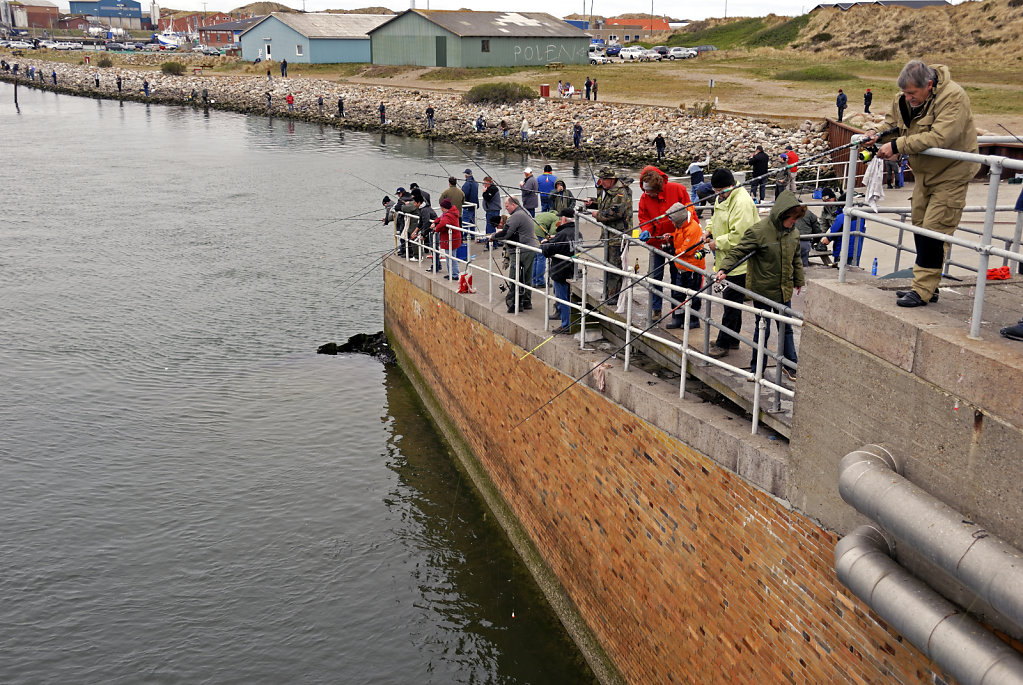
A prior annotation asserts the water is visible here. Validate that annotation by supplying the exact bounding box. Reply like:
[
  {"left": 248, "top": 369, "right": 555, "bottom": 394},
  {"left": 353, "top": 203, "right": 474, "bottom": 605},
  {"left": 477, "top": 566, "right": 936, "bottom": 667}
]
[{"left": 0, "top": 83, "right": 595, "bottom": 684}]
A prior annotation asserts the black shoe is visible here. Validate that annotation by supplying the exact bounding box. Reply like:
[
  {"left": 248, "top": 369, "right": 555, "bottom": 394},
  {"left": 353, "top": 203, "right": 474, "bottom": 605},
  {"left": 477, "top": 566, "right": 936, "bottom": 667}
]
[
  {"left": 443, "top": 275, "right": 452, "bottom": 280},
  {"left": 522, "top": 303, "right": 532, "bottom": 310},
  {"left": 1000, "top": 320, "right": 1023, "bottom": 341},
  {"left": 552, "top": 326, "right": 571, "bottom": 335},
  {"left": 896, "top": 291, "right": 927, "bottom": 308},
  {"left": 665, "top": 319, "right": 683, "bottom": 329},
  {"left": 896, "top": 289, "right": 938, "bottom": 303},
  {"left": 689, "top": 319, "right": 701, "bottom": 329},
  {"left": 506, "top": 307, "right": 516, "bottom": 314}
]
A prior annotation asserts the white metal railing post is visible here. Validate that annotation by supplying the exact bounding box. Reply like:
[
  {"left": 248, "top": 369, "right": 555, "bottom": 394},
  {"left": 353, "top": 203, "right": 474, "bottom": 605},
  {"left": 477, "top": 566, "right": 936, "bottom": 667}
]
[
  {"left": 514, "top": 247, "right": 521, "bottom": 314},
  {"left": 447, "top": 228, "right": 453, "bottom": 280},
  {"left": 969, "top": 161, "right": 1003, "bottom": 339},
  {"left": 580, "top": 264, "right": 588, "bottom": 349},
  {"left": 543, "top": 254, "right": 550, "bottom": 331},
  {"left": 624, "top": 271, "right": 634, "bottom": 372},
  {"left": 751, "top": 316, "right": 768, "bottom": 435},
  {"left": 680, "top": 298, "right": 693, "bottom": 395},
  {"left": 488, "top": 241, "right": 494, "bottom": 304},
  {"left": 1013, "top": 212, "right": 1023, "bottom": 275},
  {"left": 839, "top": 139, "right": 862, "bottom": 283}
]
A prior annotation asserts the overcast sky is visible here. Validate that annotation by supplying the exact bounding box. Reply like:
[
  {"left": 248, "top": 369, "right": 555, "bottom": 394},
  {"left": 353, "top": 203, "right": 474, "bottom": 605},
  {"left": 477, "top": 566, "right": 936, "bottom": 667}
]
[{"left": 60, "top": 0, "right": 968, "bottom": 22}]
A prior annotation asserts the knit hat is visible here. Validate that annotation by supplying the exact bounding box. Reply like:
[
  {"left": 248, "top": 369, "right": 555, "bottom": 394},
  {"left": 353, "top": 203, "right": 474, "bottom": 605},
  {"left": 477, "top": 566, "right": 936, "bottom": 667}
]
[
  {"left": 382, "top": 195, "right": 391, "bottom": 204},
  {"left": 710, "top": 168, "right": 735, "bottom": 189},
  {"left": 411, "top": 189, "right": 424, "bottom": 203},
  {"left": 440, "top": 198, "right": 453, "bottom": 209},
  {"left": 559, "top": 208, "right": 575, "bottom": 218}
]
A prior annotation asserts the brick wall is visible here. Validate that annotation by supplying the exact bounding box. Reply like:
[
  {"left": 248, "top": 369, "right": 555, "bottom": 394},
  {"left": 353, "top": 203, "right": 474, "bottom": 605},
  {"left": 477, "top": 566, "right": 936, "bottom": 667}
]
[{"left": 384, "top": 270, "right": 949, "bottom": 683}]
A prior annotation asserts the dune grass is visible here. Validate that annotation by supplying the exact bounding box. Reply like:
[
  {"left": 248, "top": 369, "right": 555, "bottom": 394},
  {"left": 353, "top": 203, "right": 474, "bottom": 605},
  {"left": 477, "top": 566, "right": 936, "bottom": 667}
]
[{"left": 774, "top": 65, "right": 849, "bottom": 81}]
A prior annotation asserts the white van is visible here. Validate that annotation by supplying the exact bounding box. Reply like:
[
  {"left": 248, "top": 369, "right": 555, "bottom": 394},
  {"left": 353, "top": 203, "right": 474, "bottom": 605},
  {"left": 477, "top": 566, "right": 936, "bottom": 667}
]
[{"left": 587, "top": 45, "right": 609, "bottom": 64}]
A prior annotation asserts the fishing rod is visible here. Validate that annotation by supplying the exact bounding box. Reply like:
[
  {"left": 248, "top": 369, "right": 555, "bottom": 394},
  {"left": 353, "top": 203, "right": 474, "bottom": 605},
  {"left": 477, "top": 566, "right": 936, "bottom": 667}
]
[
  {"left": 510, "top": 250, "right": 757, "bottom": 430},
  {"left": 332, "top": 248, "right": 393, "bottom": 297}
]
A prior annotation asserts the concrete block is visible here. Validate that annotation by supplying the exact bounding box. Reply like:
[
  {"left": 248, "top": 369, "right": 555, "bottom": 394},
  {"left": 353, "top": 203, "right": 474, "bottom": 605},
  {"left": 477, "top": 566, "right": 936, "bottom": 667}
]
[
  {"left": 803, "top": 276, "right": 918, "bottom": 372},
  {"left": 737, "top": 442, "right": 788, "bottom": 497}
]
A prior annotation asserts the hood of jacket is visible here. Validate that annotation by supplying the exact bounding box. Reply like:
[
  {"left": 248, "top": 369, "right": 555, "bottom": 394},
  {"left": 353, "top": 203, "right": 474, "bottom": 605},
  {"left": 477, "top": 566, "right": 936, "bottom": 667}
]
[
  {"left": 769, "top": 190, "right": 803, "bottom": 230},
  {"left": 640, "top": 165, "right": 669, "bottom": 184}
]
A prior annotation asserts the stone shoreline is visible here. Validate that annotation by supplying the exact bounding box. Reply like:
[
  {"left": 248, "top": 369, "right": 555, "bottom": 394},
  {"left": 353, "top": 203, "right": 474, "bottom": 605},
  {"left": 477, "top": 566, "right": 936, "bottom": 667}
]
[{"left": 2, "top": 58, "right": 838, "bottom": 177}]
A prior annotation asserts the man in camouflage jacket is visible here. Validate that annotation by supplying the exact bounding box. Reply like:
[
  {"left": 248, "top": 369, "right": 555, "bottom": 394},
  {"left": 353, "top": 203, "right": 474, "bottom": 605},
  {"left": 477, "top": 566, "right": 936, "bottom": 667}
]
[{"left": 589, "top": 166, "right": 634, "bottom": 304}]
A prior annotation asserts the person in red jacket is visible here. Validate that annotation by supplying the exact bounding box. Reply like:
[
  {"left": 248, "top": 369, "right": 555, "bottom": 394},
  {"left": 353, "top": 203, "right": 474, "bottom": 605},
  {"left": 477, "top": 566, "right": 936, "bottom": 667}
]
[
  {"left": 779, "top": 145, "right": 799, "bottom": 194},
  {"left": 435, "top": 197, "right": 462, "bottom": 280},
  {"left": 637, "top": 166, "right": 692, "bottom": 318}
]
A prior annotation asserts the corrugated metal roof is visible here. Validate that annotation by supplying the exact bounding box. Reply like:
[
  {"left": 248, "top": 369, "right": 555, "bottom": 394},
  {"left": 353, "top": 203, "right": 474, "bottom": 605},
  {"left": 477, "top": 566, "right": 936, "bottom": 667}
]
[
  {"left": 247, "top": 12, "right": 392, "bottom": 40},
  {"left": 372, "top": 10, "right": 587, "bottom": 38},
  {"left": 10, "top": 0, "right": 58, "bottom": 7}
]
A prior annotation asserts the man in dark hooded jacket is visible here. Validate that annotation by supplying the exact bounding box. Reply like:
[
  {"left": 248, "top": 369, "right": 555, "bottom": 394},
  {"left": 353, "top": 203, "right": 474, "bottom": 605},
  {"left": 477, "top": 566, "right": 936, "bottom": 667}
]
[{"left": 717, "top": 190, "right": 805, "bottom": 380}]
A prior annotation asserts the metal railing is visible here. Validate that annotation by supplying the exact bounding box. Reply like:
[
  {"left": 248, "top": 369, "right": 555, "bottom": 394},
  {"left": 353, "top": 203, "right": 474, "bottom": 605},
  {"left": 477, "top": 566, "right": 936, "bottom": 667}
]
[{"left": 392, "top": 204, "right": 801, "bottom": 436}]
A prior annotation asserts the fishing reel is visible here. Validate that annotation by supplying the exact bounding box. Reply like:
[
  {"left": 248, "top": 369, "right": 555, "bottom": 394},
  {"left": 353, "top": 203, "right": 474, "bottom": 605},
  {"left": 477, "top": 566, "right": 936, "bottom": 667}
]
[
  {"left": 712, "top": 280, "right": 728, "bottom": 294},
  {"left": 858, "top": 144, "right": 879, "bottom": 163}
]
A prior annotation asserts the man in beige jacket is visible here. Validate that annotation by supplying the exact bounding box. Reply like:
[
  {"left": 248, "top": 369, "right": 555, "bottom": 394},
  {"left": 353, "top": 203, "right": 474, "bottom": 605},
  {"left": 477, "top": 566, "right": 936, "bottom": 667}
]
[{"left": 869, "top": 60, "right": 979, "bottom": 307}]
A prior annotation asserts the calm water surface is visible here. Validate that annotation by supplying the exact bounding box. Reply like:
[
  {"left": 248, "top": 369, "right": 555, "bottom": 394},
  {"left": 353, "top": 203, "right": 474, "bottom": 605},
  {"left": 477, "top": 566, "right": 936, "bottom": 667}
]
[{"left": 0, "top": 83, "right": 595, "bottom": 684}]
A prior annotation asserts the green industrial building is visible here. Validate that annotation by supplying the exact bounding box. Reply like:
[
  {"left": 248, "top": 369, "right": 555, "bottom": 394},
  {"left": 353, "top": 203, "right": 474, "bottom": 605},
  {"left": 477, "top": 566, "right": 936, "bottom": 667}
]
[{"left": 368, "top": 10, "right": 590, "bottom": 67}]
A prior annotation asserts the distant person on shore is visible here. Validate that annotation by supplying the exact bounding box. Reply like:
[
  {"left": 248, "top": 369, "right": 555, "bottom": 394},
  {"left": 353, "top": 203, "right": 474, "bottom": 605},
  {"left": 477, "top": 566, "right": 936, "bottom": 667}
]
[
  {"left": 716, "top": 189, "right": 805, "bottom": 381},
  {"left": 866, "top": 59, "right": 979, "bottom": 308},
  {"left": 520, "top": 116, "right": 529, "bottom": 142},
  {"left": 519, "top": 167, "right": 539, "bottom": 217},
  {"left": 94, "top": 70, "right": 100, "bottom": 88},
  {"left": 573, "top": 121, "right": 582, "bottom": 149},
  {"left": 337, "top": 96, "right": 344, "bottom": 118},
  {"left": 500, "top": 119, "right": 509, "bottom": 138},
  {"left": 864, "top": 88, "right": 872, "bottom": 114},
  {"left": 317, "top": 95, "right": 323, "bottom": 115},
  {"left": 426, "top": 105, "right": 435, "bottom": 129},
  {"left": 836, "top": 88, "right": 847, "bottom": 121},
  {"left": 654, "top": 133, "right": 666, "bottom": 162},
  {"left": 585, "top": 76, "right": 592, "bottom": 100},
  {"left": 475, "top": 113, "right": 486, "bottom": 131},
  {"left": 286, "top": 93, "right": 294, "bottom": 111},
  {"left": 52, "top": 69, "right": 57, "bottom": 85},
  {"left": 379, "top": 102, "right": 386, "bottom": 124},
  {"left": 280, "top": 59, "right": 287, "bottom": 78},
  {"left": 267, "top": 68, "right": 271, "bottom": 82},
  {"left": 265, "top": 91, "right": 271, "bottom": 110},
  {"left": 779, "top": 144, "right": 799, "bottom": 194},
  {"left": 537, "top": 164, "right": 557, "bottom": 212},
  {"left": 748, "top": 144, "right": 770, "bottom": 202},
  {"left": 116, "top": 74, "right": 122, "bottom": 93},
  {"left": 142, "top": 78, "right": 149, "bottom": 97},
  {"left": 557, "top": 80, "right": 563, "bottom": 97},
  {"left": 592, "top": 79, "right": 598, "bottom": 100}
]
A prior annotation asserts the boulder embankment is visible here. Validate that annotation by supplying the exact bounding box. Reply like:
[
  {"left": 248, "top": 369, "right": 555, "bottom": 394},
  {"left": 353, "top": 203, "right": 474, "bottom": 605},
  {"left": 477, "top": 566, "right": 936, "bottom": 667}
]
[{"left": 2, "top": 58, "right": 834, "bottom": 176}]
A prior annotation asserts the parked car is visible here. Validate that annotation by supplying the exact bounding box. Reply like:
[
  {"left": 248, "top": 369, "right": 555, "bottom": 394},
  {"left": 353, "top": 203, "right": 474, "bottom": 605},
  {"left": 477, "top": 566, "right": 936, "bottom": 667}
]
[
  {"left": 143, "top": 43, "right": 161, "bottom": 51},
  {"left": 39, "top": 40, "right": 59, "bottom": 49},
  {"left": 587, "top": 45, "right": 609, "bottom": 64},
  {"left": 8, "top": 40, "right": 33, "bottom": 49},
  {"left": 651, "top": 45, "right": 669, "bottom": 57},
  {"left": 105, "top": 42, "right": 126, "bottom": 51},
  {"left": 619, "top": 46, "right": 645, "bottom": 61},
  {"left": 640, "top": 49, "right": 662, "bottom": 61},
  {"left": 605, "top": 43, "right": 622, "bottom": 57},
  {"left": 693, "top": 45, "right": 718, "bottom": 53},
  {"left": 200, "top": 45, "right": 221, "bottom": 56},
  {"left": 668, "top": 47, "right": 698, "bottom": 59}
]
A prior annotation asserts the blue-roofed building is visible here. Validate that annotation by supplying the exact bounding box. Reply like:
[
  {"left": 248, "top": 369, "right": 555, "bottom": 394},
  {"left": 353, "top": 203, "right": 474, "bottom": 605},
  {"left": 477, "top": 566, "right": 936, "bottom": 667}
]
[
  {"left": 239, "top": 12, "right": 391, "bottom": 64},
  {"left": 68, "top": 0, "right": 142, "bottom": 30}
]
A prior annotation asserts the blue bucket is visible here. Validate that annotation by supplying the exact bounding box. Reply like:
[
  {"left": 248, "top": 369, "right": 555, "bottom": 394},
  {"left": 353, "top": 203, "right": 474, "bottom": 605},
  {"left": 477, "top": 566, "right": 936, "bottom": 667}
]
[
  {"left": 812, "top": 188, "right": 823, "bottom": 200},
  {"left": 456, "top": 244, "right": 468, "bottom": 261}
]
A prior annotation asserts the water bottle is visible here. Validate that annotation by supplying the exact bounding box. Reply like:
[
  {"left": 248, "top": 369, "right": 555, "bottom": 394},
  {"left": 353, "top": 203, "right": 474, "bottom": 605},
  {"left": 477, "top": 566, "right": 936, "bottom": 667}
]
[{"left": 872, "top": 257, "right": 878, "bottom": 276}]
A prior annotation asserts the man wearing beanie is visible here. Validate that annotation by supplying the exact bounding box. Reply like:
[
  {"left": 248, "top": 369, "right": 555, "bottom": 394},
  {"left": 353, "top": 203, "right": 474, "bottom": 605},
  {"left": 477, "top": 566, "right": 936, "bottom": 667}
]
[
  {"left": 716, "top": 189, "right": 805, "bottom": 382},
  {"left": 540, "top": 208, "right": 579, "bottom": 333},
  {"left": 703, "top": 168, "right": 759, "bottom": 357}
]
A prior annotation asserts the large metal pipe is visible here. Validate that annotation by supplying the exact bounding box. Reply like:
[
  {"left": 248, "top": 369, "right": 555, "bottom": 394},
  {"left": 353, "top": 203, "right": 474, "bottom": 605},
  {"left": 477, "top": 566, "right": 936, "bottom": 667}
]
[
  {"left": 838, "top": 444, "right": 1023, "bottom": 632},
  {"left": 835, "top": 526, "right": 1023, "bottom": 685}
]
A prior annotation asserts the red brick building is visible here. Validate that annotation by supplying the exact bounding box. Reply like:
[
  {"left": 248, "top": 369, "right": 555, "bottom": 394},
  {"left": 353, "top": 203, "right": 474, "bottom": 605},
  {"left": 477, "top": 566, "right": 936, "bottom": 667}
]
[{"left": 9, "top": 0, "right": 59, "bottom": 29}]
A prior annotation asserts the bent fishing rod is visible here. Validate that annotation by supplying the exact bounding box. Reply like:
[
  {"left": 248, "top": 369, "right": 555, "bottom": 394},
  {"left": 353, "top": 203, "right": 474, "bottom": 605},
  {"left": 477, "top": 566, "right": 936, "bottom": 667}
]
[{"left": 510, "top": 250, "right": 757, "bottom": 430}]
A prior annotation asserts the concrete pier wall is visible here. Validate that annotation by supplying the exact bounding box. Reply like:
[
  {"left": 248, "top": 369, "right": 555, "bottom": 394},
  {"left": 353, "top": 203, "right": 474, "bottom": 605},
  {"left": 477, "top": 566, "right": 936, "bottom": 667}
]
[{"left": 382, "top": 256, "right": 960, "bottom": 683}]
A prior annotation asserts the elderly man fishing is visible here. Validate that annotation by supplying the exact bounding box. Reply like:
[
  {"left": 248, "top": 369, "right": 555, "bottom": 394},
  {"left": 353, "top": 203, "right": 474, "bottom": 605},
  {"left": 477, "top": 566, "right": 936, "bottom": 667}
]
[{"left": 866, "top": 59, "right": 979, "bottom": 308}]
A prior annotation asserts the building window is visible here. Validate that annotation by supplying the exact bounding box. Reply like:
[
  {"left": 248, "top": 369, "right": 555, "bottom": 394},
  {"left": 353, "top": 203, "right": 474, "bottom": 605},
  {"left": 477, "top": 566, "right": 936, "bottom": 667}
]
[
  {"left": 296, "top": 44, "right": 303, "bottom": 56},
  {"left": 481, "top": 39, "right": 489, "bottom": 53},
  {"left": 609, "top": 34, "right": 618, "bottom": 41}
]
